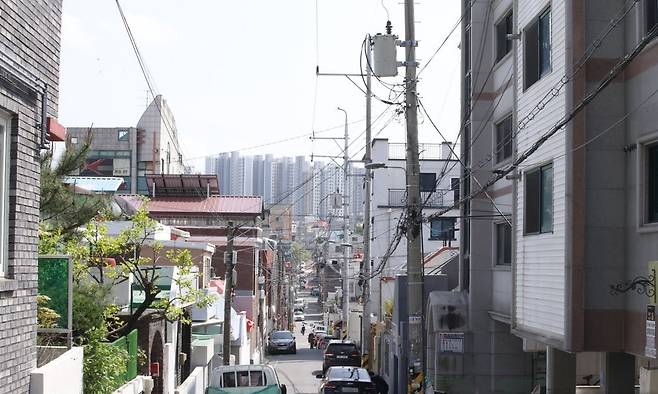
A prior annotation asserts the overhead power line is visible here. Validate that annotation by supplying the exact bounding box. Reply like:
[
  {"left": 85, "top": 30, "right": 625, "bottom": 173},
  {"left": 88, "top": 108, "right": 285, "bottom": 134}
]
[{"left": 428, "top": 23, "right": 658, "bottom": 222}]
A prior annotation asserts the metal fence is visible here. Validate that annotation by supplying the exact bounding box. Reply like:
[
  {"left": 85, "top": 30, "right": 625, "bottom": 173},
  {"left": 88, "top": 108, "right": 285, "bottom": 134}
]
[{"left": 110, "top": 329, "right": 138, "bottom": 387}]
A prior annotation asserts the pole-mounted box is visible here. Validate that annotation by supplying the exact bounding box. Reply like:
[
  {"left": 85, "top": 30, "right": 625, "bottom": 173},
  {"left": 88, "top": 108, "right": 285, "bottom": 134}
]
[{"left": 372, "top": 34, "right": 398, "bottom": 78}]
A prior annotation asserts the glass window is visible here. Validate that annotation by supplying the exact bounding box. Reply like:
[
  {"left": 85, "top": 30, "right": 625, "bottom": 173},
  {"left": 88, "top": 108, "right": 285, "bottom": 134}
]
[
  {"left": 451, "top": 178, "right": 460, "bottom": 204},
  {"left": 118, "top": 129, "right": 129, "bottom": 141},
  {"left": 495, "top": 223, "right": 512, "bottom": 265},
  {"left": 495, "top": 115, "right": 513, "bottom": 162},
  {"left": 539, "top": 10, "right": 551, "bottom": 76},
  {"left": 430, "top": 218, "right": 456, "bottom": 241},
  {"left": 524, "top": 8, "right": 551, "bottom": 89},
  {"left": 496, "top": 11, "right": 513, "bottom": 62},
  {"left": 223, "top": 372, "right": 236, "bottom": 387},
  {"left": 647, "top": 0, "right": 658, "bottom": 34},
  {"left": 524, "top": 163, "right": 553, "bottom": 234},
  {"left": 0, "top": 112, "right": 9, "bottom": 276},
  {"left": 648, "top": 144, "right": 658, "bottom": 222},
  {"left": 420, "top": 173, "right": 437, "bottom": 192}
]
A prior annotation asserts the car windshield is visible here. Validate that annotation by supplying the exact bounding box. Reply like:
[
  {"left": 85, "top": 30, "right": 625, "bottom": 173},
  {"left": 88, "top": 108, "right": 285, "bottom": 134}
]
[
  {"left": 327, "top": 368, "right": 370, "bottom": 381},
  {"left": 272, "top": 331, "right": 293, "bottom": 340}
]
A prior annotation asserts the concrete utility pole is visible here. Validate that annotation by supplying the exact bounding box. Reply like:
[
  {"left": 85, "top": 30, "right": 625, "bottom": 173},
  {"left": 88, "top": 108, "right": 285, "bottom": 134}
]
[
  {"left": 361, "top": 36, "right": 373, "bottom": 367},
  {"left": 223, "top": 221, "right": 235, "bottom": 365},
  {"left": 403, "top": 0, "right": 423, "bottom": 391},
  {"left": 337, "top": 107, "right": 350, "bottom": 340}
]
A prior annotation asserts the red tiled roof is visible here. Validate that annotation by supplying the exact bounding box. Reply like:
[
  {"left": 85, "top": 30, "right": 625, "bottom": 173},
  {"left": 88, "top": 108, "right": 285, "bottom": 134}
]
[{"left": 119, "top": 195, "right": 263, "bottom": 216}]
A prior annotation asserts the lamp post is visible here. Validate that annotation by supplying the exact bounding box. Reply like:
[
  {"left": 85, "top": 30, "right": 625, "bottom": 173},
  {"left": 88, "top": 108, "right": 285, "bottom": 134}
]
[{"left": 337, "top": 107, "right": 350, "bottom": 340}]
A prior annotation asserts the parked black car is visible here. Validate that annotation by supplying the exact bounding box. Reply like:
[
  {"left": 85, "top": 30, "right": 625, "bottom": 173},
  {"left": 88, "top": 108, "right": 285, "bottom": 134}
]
[
  {"left": 322, "top": 341, "right": 360, "bottom": 372},
  {"left": 317, "top": 366, "right": 377, "bottom": 393},
  {"left": 267, "top": 331, "right": 296, "bottom": 354}
]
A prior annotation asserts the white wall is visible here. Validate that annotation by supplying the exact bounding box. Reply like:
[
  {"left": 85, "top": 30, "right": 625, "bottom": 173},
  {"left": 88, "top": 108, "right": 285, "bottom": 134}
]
[
  {"left": 30, "top": 347, "right": 83, "bottom": 394},
  {"left": 175, "top": 367, "right": 207, "bottom": 394},
  {"left": 514, "top": 0, "right": 568, "bottom": 341}
]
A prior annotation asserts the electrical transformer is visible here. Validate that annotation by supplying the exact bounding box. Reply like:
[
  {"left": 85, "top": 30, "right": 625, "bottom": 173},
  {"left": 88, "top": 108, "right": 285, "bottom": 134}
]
[{"left": 372, "top": 33, "right": 398, "bottom": 78}]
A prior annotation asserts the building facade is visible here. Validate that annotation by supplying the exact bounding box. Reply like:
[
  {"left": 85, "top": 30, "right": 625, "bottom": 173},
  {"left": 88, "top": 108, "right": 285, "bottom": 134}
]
[
  {"left": 460, "top": 0, "right": 658, "bottom": 392},
  {"left": 68, "top": 95, "right": 185, "bottom": 194},
  {"left": 0, "top": 0, "right": 64, "bottom": 392},
  {"left": 369, "top": 138, "right": 461, "bottom": 333}
]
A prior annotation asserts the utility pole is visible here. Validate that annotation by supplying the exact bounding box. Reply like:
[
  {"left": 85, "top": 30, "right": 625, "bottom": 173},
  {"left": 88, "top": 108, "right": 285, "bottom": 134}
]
[
  {"left": 337, "top": 107, "right": 350, "bottom": 340},
  {"left": 403, "top": 0, "right": 423, "bottom": 391},
  {"left": 223, "top": 221, "right": 235, "bottom": 365},
  {"left": 361, "top": 36, "right": 373, "bottom": 368}
]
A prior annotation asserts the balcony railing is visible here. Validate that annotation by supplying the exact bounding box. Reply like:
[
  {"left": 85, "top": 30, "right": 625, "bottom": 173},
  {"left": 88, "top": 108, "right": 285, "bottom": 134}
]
[
  {"left": 388, "top": 143, "right": 446, "bottom": 160},
  {"left": 387, "top": 189, "right": 450, "bottom": 208}
]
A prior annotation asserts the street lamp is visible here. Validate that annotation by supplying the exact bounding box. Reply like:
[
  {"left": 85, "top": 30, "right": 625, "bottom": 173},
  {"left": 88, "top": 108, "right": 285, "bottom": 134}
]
[{"left": 364, "top": 162, "right": 406, "bottom": 173}]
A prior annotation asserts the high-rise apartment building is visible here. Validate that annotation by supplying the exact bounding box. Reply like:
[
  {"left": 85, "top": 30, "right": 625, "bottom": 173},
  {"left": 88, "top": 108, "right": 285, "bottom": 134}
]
[{"left": 205, "top": 152, "right": 364, "bottom": 223}]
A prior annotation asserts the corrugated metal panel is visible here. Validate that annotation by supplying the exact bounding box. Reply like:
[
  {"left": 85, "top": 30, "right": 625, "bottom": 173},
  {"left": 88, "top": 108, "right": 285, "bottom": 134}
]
[
  {"left": 513, "top": 0, "right": 567, "bottom": 340},
  {"left": 119, "top": 195, "right": 262, "bottom": 215}
]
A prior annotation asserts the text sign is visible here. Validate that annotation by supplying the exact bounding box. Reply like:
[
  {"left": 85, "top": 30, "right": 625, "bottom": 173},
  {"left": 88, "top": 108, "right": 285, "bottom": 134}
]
[
  {"left": 647, "top": 305, "right": 656, "bottom": 359},
  {"left": 438, "top": 332, "right": 464, "bottom": 353}
]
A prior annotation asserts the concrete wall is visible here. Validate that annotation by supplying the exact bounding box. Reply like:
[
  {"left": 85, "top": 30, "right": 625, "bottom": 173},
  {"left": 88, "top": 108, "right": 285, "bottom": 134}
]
[
  {"left": 113, "top": 376, "right": 154, "bottom": 394},
  {"left": 0, "top": 0, "right": 63, "bottom": 392},
  {"left": 29, "top": 347, "right": 83, "bottom": 394},
  {"left": 174, "top": 367, "right": 207, "bottom": 394}
]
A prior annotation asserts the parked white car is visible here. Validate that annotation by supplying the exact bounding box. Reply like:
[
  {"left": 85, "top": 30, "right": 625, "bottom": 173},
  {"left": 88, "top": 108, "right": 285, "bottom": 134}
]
[{"left": 293, "top": 311, "right": 305, "bottom": 321}]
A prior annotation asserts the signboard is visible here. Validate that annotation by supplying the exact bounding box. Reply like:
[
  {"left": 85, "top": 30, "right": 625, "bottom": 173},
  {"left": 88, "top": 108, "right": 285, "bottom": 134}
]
[
  {"left": 650, "top": 261, "right": 658, "bottom": 305},
  {"left": 647, "top": 305, "right": 656, "bottom": 359},
  {"left": 113, "top": 158, "right": 130, "bottom": 176},
  {"left": 38, "top": 255, "right": 73, "bottom": 346},
  {"left": 438, "top": 332, "right": 464, "bottom": 353}
]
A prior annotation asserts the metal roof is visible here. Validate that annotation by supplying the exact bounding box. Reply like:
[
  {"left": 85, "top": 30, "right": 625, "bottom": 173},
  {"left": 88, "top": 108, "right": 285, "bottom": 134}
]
[
  {"left": 145, "top": 174, "right": 219, "bottom": 196},
  {"left": 118, "top": 195, "right": 263, "bottom": 216},
  {"left": 62, "top": 176, "right": 125, "bottom": 193}
]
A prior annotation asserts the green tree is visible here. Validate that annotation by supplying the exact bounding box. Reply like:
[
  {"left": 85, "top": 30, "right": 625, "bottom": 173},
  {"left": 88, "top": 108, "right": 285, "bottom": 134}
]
[
  {"left": 41, "top": 205, "right": 215, "bottom": 339},
  {"left": 292, "top": 241, "right": 311, "bottom": 264},
  {"left": 40, "top": 132, "right": 110, "bottom": 237}
]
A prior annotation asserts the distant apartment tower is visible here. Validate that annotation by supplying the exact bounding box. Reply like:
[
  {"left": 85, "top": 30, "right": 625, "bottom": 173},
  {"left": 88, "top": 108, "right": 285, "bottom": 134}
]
[{"left": 68, "top": 95, "right": 185, "bottom": 194}]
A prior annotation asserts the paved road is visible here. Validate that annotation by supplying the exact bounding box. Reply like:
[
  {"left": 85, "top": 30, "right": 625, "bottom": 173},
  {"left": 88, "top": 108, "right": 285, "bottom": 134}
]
[{"left": 267, "top": 293, "right": 323, "bottom": 394}]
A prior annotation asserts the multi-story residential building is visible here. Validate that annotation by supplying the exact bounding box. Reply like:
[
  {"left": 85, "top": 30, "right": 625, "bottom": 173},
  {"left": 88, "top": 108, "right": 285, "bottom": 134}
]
[
  {"left": 456, "top": 0, "right": 658, "bottom": 392},
  {"left": 369, "top": 138, "right": 460, "bottom": 332},
  {"left": 0, "top": 0, "right": 64, "bottom": 391},
  {"left": 68, "top": 95, "right": 185, "bottom": 194}
]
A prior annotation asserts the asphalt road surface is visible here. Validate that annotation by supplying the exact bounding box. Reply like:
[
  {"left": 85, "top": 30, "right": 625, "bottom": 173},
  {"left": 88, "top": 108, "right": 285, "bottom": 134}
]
[{"left": 267, "top": 293, "right": 324, "bottom": 394}]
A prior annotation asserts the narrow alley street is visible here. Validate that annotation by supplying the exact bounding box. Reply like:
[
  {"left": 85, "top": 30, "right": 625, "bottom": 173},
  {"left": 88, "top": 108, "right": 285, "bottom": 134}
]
[{"left": 267, "top": 293, "right": 323, "bottom": 394}]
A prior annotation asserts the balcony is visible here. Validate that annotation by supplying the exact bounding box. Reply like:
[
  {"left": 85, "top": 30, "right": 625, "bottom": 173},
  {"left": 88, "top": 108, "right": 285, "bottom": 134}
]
[
  {"left": 387, "top": 189, "right": 450, "bottom": 208},
  {"left": 388, "top": 143, "right": 448, "bottom": 160}
]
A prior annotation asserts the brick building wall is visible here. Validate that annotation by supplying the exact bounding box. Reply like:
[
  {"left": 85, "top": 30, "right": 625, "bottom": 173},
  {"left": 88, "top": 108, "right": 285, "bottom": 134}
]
[{"left": 0, "top": 0, "right": 63, "bottom": 392}]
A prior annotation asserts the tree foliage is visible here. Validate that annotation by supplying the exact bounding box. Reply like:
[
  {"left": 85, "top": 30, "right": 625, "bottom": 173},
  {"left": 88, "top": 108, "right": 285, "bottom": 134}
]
[
  {"left": 292, "top": 241, "right": 312, "bottom": 264},
  {"left": 40, "top": 204, "right": 215, "bottom": 339},
  {"left": 40, "top": 132, "right": 110, "bottom": 237}
]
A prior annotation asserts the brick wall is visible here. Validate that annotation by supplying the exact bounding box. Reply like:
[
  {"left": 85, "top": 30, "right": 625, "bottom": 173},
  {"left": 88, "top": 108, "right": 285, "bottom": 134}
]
[{"left": 0, "top": 0, "right": 63, "bottom": 392}]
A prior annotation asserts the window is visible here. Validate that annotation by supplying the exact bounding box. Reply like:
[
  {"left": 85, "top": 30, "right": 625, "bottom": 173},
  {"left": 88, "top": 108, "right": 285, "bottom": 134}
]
[
  {"left": 430, "top": 218, "right": 456, "bottom": 241},
  {"left": 496, "top": 11, "right": 513, "bottom": 62},
  {"left": 524, "top": 8, "right": 551, "bottom": 89},
  {"left": 0, "top": 112, "right": 9, "bottom": 276},
  {"left": 524, "top": 163, "right": 553, "bottom": 234},
  {"left": 495, "top": 223, "right": 512, "bottom": 265},
  {"left": 118, "top": 129, "right": 129, "bottom": 141},
  {"left": 648, "top": 144, "right": 658, "bottom": 223},
  {"left": 648, "top": 0, "right": 658, "bottom": 33},
  {"left": 420, "top": 173, "right": 437, "bottom": 192},
  {"left": 495, "top": 115, "right": 513, "bottom": 162},
  {"left": 451, "top": 178, "right": 460, "bottom": 203}
]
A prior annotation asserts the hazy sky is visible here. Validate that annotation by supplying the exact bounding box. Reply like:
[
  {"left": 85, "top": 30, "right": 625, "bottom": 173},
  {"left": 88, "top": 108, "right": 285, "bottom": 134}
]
[{"left": 59, "top": 1, "right": 461, "bottom": 171}]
